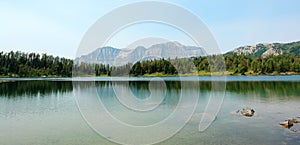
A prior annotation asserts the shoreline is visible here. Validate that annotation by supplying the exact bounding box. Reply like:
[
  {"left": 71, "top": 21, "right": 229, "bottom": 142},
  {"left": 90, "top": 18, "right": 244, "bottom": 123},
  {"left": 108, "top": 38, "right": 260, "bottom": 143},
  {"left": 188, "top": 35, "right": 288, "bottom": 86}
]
[
  {"left": 0, "top": 72, "right": 300, "bottom": 79},
  {"left": 1, "top": 74, "right": 300, "bottom": 82}
]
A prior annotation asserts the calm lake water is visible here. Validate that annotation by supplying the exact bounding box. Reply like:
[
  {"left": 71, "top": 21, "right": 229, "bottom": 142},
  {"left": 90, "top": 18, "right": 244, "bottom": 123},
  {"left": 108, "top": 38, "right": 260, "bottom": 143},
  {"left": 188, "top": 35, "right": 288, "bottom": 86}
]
[{"left": 0, "top": 75, "right": 300, "bottom": 145}]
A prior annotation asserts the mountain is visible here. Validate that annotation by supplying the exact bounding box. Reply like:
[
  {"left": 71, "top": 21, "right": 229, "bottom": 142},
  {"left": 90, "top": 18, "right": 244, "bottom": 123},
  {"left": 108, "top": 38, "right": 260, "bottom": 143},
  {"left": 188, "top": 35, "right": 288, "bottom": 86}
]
[
  {"left": 76, "top": 47, "right": 121, "bottom": 65},
  {"left": 228, "top": 41, "right": 300, "bottom": 57},
  {"left": 76, "top": 41, "right": 206, "bottom": 66},
  {"left": 76, "top": 41, "right": 300, "bottom": 66}
]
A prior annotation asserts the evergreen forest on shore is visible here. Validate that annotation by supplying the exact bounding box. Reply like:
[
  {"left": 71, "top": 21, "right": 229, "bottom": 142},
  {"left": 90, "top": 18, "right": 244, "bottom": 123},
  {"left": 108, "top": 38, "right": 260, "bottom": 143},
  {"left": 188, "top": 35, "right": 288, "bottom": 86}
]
[{"left": 1, "top": 51, "right": 299, "bottom": 77}]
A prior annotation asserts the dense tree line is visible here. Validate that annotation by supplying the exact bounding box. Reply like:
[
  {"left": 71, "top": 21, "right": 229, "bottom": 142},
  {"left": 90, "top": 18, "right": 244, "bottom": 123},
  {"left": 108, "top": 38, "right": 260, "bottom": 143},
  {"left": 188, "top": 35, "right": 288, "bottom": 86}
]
[
  {"left": 125, "top": 54, "right": 300, "bottom": 76},
  {"left": 0, "top": 51, "right": 72, "bottom": 77},
  {"left": 93, "top": 58, "right": 191, "bottom": 76},
  {"left": 1, "top": 51, "right": 299, "bottom": 77},
  {"left": 129, "top": 58, "right": 178, "bottom": 76},
  {"left": 224, "top": 53, "right": 300, "bottom": 75},
  {"left": 95, "top": 64, "right": 111, "bottom": 76}
]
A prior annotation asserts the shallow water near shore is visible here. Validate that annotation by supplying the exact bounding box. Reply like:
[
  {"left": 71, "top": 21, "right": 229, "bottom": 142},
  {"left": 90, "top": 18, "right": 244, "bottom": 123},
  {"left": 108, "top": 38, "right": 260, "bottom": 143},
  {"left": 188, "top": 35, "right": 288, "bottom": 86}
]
[{"left": 0, "top": 76, "right": 300, "bottom": 145}]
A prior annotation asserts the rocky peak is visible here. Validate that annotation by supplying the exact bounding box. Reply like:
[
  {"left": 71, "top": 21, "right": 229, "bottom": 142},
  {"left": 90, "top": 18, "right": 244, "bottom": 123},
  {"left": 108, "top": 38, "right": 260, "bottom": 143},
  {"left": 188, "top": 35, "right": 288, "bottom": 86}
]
[{"left": 230, "top": 41, "right": 300, "bottom": 57}]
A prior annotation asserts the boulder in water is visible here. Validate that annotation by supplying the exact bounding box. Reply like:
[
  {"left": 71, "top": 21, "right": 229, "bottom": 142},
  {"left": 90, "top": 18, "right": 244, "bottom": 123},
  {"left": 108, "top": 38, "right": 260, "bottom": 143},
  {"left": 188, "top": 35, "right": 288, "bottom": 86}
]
[
  {"left": 240, "top": 108, "right": 255, "bottom": 117},
  {"left": 280, "top": 118, "right": 300, "bottom": 129},
  {"left": 280, "top": 120, "right": 293, "bottom": 128}
]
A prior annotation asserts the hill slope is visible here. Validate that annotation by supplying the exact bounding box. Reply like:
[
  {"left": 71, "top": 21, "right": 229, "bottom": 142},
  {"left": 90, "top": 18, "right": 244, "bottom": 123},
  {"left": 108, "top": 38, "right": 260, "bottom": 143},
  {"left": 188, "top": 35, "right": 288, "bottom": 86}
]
[{"left": 228, "top": 41, "right": 300, "bottom": 57}]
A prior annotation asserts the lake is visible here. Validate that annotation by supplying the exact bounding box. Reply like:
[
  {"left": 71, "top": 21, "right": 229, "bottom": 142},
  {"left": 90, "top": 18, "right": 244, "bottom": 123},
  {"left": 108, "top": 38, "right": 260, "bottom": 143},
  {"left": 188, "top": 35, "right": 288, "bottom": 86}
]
[{"left": 0, "top": 75, "right": 300, "bottom": 145}]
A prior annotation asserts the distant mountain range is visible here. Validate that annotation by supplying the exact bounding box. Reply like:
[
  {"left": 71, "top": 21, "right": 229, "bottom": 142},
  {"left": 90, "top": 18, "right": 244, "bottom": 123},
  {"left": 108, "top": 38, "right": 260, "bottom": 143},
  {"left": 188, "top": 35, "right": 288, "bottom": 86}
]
[
  {"left": 76, "top": 41, "right": 300, "bottom": 66},
  {"left": 75, "top": 41, "right": 206, "bottom": 66},
  {"left": 227, "top": 41, "right": 300, "bottom": 57}
]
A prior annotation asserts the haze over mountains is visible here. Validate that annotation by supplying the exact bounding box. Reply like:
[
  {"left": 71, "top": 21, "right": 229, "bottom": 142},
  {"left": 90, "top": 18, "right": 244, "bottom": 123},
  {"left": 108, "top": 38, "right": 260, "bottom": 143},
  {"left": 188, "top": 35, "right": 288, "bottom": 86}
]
[
  {"left": 76, "top": 41, "right": 206, "bottom": 66},
  {"left": 76, "top": 41, "right": 300, "bottom": 66}
]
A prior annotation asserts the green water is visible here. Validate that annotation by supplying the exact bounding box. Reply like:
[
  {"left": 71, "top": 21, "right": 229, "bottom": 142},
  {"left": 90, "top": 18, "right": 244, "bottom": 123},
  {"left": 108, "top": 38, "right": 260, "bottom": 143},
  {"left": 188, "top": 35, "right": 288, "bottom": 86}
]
[{"left": 0, "top": 77, "right": 300, "bottom": 145}]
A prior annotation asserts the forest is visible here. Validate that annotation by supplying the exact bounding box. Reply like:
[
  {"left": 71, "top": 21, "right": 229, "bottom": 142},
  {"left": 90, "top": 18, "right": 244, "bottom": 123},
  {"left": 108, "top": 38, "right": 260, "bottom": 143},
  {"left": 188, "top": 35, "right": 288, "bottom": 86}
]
[
  {"left": 0, "top": 51, "right": 72, "bottom": 77},
  {"left": 1, "top": 51, "right": 300, "bottom": 77},
  {"left": 88, "top": 53, "right": 300, "bottom": 76}
]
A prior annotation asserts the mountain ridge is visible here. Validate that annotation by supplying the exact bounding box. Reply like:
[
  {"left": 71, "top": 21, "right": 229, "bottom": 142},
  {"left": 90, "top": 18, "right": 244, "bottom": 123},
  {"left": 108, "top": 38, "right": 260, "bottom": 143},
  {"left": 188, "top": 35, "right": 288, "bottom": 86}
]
[
  {"left": 75, "top": 41, "right": 206, "bottom": 66},
  {"left": 76, "top": 41, "right": 300, "bottom": 66},
  {"left": 227, "top": 41, "right": 300, "bottom": 57}
]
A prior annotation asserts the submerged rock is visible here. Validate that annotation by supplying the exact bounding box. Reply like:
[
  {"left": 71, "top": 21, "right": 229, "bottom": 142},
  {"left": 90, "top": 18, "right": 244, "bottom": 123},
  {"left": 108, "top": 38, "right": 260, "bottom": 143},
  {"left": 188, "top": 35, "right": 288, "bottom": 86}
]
[
  {"left": 290, "top": 118, "right": 300, "bottom": 124},
  {"left": 240, "top": 108, "right": 255, "bottom": 117},
  {"left": 280, "top": 118, "right": 300, "bottom": 129},
  {"left": 280, "top": 120, "right": 293, "bottom": 129}
]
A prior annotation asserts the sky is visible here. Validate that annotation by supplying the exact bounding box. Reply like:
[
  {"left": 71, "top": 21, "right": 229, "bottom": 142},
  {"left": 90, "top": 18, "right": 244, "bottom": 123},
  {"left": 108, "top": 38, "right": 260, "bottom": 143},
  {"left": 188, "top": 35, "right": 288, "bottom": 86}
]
[{"left": 0, "top": 0, "right": 300, "bottom": 58}]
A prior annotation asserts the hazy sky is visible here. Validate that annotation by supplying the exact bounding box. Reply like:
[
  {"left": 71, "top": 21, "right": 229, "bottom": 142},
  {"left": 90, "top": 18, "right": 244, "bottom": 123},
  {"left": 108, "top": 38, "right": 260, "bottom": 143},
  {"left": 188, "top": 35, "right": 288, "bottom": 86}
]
[{"left": 1, "top": 0, "right": 300, "bottom": 58}]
